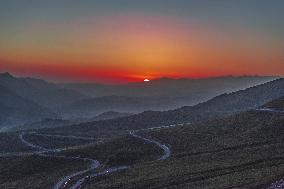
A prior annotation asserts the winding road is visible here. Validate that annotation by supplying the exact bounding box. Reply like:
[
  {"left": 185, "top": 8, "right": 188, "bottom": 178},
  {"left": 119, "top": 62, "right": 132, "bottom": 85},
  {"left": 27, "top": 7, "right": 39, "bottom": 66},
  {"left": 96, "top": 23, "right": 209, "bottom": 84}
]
[
  {"left": 68, "top": 166, "right": 129, "bottom": 189},
  {"left": 266, "top": 179, "right": 284, "bottom": 189},
  {"left": 18, "top": 126, "right": 172, "bottom": 189},
  {"left": 53, "top": 157, "right": 100, "bottom": 189},
  {"left": 66, "top": 130, "right": 172, "bottom": 189},
  {"left": 19, "top": 133, "right": 50, "bottom": 152},
  {"left": 19, "top": 132, "right": 101, "bottom": 189},
  {"left": 32, "top": 133, "right": 95, "bottom": 140},
  {"left": 13, "top": 104, "right": 284, "bottom": 189},
  {"left": 130, "top": 131, "right": 171, "bottom": 160},
  {"left": 256, "top": 108, "right": 284, "bottom": 113}
]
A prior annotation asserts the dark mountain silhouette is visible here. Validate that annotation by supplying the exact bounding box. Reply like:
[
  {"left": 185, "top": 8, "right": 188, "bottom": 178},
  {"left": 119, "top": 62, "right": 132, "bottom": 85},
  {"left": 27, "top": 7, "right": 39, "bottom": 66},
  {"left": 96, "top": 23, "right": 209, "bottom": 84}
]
[
  {"left": 101, "top": 100, "right": 284, "bottom": 188},
  {"left": 40, "top": 78, "right": 284, "bottom": 136},
  {"left": 262, "top": 96, "right": 284, "bottom": 110},
  {"left": 62, "top": 96, "right": 179, "bottom": 118},
  {"left": 14, "top": 118, "right": 72, "bottom": 131},
  {"left": 89, "top": 111, "right": 133, "bottom": 122},
  {"left": 0, "top": 73, "right": 280, "bottom": 130},
  {"left": 0, "top": 84, "right": 55, "bottom": 131},
  {"left": 61, "top": 76, "right": 277, "bottom": 101},
  {"left": 0, "top": 73, "right": 87, "bottom": 110},
  {"left": 59, "top": 76, "right": 277, "bottom": 118}
]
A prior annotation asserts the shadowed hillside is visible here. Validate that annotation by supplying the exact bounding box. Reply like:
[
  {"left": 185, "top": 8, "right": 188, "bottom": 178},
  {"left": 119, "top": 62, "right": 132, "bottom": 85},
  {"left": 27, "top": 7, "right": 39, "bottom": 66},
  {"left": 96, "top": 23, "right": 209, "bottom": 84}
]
[
  {"left": 263, "top": 96, "right": 284, "bottom": 110},
  {"left": 60, "top": 76, "right": 278, "bottom": 117},
  {"left": 40, "top": 78, "right": 284, "bottom": 137},
  {"left": 83, "top": 100, "right": 284, "bottom": 188},
  {"left": 0, "top": 84, "right": 56, "bottom": 131},
  {"left": 1, "top": 73, "right": 277, "bottom": 130}
]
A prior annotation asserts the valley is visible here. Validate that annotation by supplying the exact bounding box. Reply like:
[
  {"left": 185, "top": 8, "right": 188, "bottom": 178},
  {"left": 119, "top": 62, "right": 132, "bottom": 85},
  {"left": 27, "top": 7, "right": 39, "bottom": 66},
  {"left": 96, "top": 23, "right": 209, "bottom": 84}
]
[
  {"left": 0, "top": 75, "right": 284, "bottom": 189},
  {"left": 1, "top": 1, "right": 283, "bottom": 188}
]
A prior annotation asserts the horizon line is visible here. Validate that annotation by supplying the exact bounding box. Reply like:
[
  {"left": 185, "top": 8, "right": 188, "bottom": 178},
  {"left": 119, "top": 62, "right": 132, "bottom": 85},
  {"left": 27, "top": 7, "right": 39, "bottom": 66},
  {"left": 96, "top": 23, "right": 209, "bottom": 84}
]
[{"left": 0, "top": 71, "right": 281, "bottom": 85}]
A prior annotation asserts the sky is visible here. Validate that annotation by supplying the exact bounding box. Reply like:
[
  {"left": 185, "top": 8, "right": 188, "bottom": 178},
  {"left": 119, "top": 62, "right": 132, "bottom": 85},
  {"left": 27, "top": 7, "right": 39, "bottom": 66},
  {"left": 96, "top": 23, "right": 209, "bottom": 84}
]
[{"left": 0, "top": 0, "right": 283, "bottom": 83}]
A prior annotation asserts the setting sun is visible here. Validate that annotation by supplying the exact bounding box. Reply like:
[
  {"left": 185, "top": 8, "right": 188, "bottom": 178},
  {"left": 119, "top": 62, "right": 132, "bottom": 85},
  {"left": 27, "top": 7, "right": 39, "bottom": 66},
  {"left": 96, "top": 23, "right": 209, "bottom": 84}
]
[{"left": 0, "top": 1, "right": 283, "bottom": 189}]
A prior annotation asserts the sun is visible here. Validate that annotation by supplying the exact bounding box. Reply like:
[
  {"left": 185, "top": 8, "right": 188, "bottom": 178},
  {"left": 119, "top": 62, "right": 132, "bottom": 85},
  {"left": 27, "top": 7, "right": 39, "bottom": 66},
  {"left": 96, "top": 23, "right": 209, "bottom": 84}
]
[{"left": 144, "top": 79, "right": 150, "bottom": 82}]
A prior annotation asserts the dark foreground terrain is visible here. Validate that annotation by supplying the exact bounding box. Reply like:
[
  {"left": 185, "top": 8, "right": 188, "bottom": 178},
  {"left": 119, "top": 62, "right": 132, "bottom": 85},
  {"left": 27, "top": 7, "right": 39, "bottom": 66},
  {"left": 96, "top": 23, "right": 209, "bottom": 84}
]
[
  {"left": 0, "top": 90, "right": 284, "bottom": 189},
  {"left": 78, "top": 101, "right": 284, "bottom": 189}
]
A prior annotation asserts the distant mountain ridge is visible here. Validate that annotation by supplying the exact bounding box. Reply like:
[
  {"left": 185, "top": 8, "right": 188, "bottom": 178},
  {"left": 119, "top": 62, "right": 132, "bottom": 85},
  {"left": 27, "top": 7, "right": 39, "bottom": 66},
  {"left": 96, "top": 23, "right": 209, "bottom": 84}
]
[
  {"left": 61, "top": 76, "right": 278, "bottom": 99},
  {"left": 0, "top": 72, "right": 87, "bottom": 130},
  {"left": 0, "top": 83, "right": 55, "bottom": 131},
  {"left": 40, "top": 78, "right": 284, "bottom": 136},
  {"left": 0, "top": 72, "right": 280, "bottom": 130},
  {"left": 12, "top": 118, "right": 71, "bottom": 131},
  {"left": 59, "top": 75, "right": 278, "bottom": 118},
  {"left": 63, "top": 95, "right": 180, "bottom": 118},
  {"left": 0, "top": 72, "right": 87, "bottom": 109},
  {"left": 262, "top": 96, "right": 284, "bottom": 110},
  {"left": 89, "top": 111, "right": 132, "bottom": 122}
]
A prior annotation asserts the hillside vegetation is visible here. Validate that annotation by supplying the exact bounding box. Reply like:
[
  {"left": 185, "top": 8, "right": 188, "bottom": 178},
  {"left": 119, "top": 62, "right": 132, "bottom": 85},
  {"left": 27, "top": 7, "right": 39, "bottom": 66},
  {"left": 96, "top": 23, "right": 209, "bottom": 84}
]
[
  {"left": 0, "top": 72, "right": 279, "bottom": 130},
  {"left": 40, "top": 78, "right": 284, "bottom": 138},
  {"left": 83, "top": 108, "right": 284, "bottom": 188},
  {"left": 0, "top": 155, "right": 86, "bottom": 189},
  {"left": 263, "top": 96, "right": 284, "bottom": 110}
]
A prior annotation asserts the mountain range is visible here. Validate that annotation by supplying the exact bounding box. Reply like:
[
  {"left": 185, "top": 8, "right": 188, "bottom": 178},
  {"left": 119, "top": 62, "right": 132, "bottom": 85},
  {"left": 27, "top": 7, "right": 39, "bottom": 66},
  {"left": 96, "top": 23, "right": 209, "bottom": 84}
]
[
  {"left": 0, "top": 72, "right": 279, "bottom": 130},
  {"left": 1, "top": 73, "right": 284, "bottom": 189},
  {"left": 39, "top": 78, "right": 284, "bottom": 137}
]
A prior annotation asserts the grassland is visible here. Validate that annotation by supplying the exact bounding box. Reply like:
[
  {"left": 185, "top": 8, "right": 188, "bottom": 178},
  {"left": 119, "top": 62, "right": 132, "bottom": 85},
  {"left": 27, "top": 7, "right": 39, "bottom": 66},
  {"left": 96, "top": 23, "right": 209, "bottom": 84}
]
[
  {"left": 60, "top": 135, "right": 162, "bottom": 167},
  {"left": 0, "top": 155, "right": 86, "bottom": 189},
  {"left": 23, "top": 133, "right": 96, "bottom": 149},
  {"left": 0, "top": 132, "right": 33, "bottom": 154},
  {"left": 0, "top": 133, "right": 162, "bottom": 189},
  {"left": 82, "top": 110, "right": 284, "bottom": 189},
  {"left": 1, "top": 97, "right": 284, "bottom": 189},
  {"left": 263, "top": 96, "right": 284, "bottom": 110}
]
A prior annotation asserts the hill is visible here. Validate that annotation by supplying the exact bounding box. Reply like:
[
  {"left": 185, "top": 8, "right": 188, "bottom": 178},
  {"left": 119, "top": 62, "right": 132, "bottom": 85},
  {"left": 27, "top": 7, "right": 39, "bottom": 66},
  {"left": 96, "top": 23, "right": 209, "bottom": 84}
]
[
  {"left": 0, "top": 72, "right": 87, "bottom": 110},
  {"left": 89, "top": 111, "right": 132, "bottom": 122},
  {"left": 0, "top": 72, "right": 89, "bottom": 130},
  {"left": 1, "top": 73, "right": 276, "bottom": 127},
  {"left": 262, "top": 96, "right": 284, "bottom": 110},
  {"left": 14, "top": 118, "right": 72, "bottom": 131},
  {"left": 0, "top": 84, "right": 55, "bottom": 130},
  {"left": 59, "top": 76, "right": 277, "bottom": 115},
  {"left": 40, "top": 78, "right": 284, "bottom": 137},
  {"left": 61, "top": 76, "right": 277, "bottom": 99},
  {"left": 2, "top": 94, "right": 284, "bottom": 188},
  {"left": 82, "top": 102, "right": 284, "bottom": 188},
  {"left": 62, "top": 96, "right": 174, "bottom": 118}
]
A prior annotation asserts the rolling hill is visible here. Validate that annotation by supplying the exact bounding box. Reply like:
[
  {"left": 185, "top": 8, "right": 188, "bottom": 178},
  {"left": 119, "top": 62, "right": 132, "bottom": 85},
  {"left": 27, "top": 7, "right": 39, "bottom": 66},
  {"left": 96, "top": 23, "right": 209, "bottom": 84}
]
[
  {"left": 61, "top": 76, "right": 277, "bottom": 99},
  {"left": 89, "top": 111, "right": 133, "bottom": 122},
  {"left": 0, "top": 72, "right": 87, "bottom": 110},
  {"left": 40, "top": 78, "right": 284, "bottom": 137},
  {"left": 1, "top": 86, "right": 284, "bottom": 189},
  {"left": 0, "top": 84, "right": 55, "bottom": 131},
  {"left": 262, "top": 96, "right": 284, "bottom": 110},
  {"left": 62, "top": 96, "right": 176, "bottom": 118},
  {"left": 1, "top": 73, "right": 277, "bottom": 129},
  {"left": 80, "top": 97, "right": 284, "bottom": 188},
  {"left": 59, "top": 76, "right": 278, "bottom": 115}
]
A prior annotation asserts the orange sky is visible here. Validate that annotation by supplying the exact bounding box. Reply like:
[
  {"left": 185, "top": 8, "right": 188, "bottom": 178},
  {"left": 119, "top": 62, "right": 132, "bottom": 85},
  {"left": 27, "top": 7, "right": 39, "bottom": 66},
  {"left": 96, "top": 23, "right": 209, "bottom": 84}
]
[{"left": 0, "top": 12, "right": 283, "bottom": 83}]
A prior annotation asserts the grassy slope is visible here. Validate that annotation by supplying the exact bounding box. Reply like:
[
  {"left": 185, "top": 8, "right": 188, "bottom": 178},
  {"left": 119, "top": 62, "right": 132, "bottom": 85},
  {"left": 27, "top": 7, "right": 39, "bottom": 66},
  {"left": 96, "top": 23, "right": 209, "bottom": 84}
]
[
  {"left": 0, "top": 135, "right": 162, "bottom": 189},
  {"left": 84, "top": 110, "right": 284, "bottom": 189},
  {"left": 23, "top": 134, "right": 95, "bottom": 149},
  {"left": 263, "top": 96, "right": 284, "bottom": 110},
  {"left": 0, "top": 155, "right": 86, "bottom": 189},
  {"left": 0, "top": 111, "right": 283, "bottom": 188},
  {"left": 60, "top": 135, "right": 162, "bottom": 167},
  {"left": 0, "top": 132, "right": 33, "bottom": 153},
  {"left": 38, "top": 79, "right": 284, "bottom": 139},
  {"left": 1, "top": 84, "right": 284, "bottom": 188}
]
